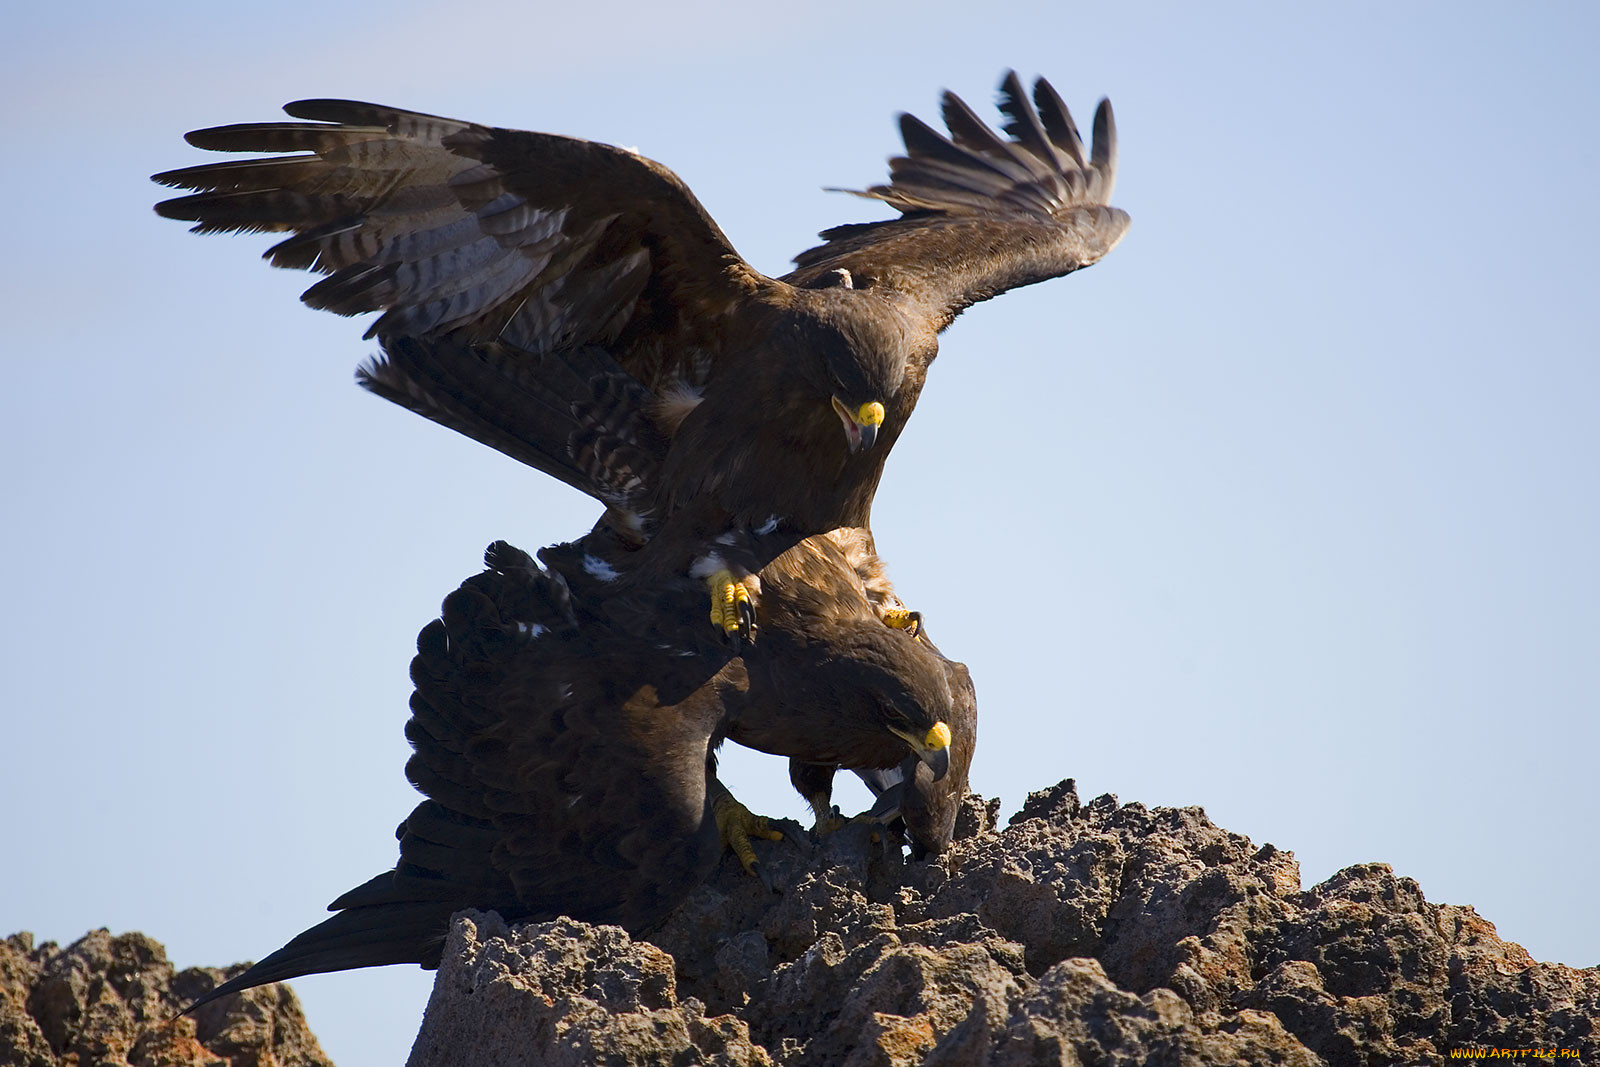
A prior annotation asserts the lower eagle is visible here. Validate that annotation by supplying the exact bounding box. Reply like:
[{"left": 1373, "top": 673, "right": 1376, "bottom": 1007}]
[{"left": 185, "top": 534, "right": 973, "bottom": 1009}]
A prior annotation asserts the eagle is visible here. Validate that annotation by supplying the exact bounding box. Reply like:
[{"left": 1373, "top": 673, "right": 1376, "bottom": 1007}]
[
  {"left": 185, "top": 535, "right": 967, "bottom": 1010},
  {"left": 361, "top": 326, "right": 978, "bottom": 849},
  {"left": 718, "top": 526, "right": 976, "bottom": 857},
  {"left": 153, "top": 72, "right": 1129, "bottom": 641}
]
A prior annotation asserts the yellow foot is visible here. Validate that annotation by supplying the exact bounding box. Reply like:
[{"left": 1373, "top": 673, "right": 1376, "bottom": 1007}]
[
  {"left": 811, "top": 805, "right": 847, "bottom": 836},
  {"left": 714, "top": 792, "right": 783, "bottom": 875},
  {"left": 880, "top": 605, "right": 923, "bottom": 638},
  {"left": 812, "top": 804, "right": 889, "bottom": 842},
  {"left": 707, "top": 569, "right": 757, "bottom": 648},
  {"left": 812, "top": 799, "right": 889, "bottom": 844}
]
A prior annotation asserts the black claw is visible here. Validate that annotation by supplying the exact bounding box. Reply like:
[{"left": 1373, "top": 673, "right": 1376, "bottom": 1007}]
[
  {"left": 738, "top": 598, "right": 757, "bottom": 644},
  {"left": 906, "top": 611, "right": 923, "bottom": 638}
]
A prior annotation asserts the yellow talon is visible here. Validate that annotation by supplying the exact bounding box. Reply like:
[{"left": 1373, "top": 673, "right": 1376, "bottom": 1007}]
[
  {"left": 810, "top": 797, "right": 847, "bottom": 836},
  {"left": 814, "top": 807, "right": 890, "bottom": 838},
  {"left": 706, "top": 569, "right": 756, "bottom": 644},
  {"left": 815, "top": 813, "right": 847, "bottom": 835},
  {"left": 880, "top": 606, "right": 922, "bottom": 638},
  {"left": 714, "top": 792, "right": 783, "bottom": 875}
]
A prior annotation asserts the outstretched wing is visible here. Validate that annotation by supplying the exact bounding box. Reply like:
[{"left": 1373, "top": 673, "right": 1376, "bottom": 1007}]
[
  {"left": 786, "top": 71, "right": 1129, "bottom": 333},
  {"left": 152, "top": 99, "right": 776, "bottom": 389},
  {"left": 359, "top": 336, "right": 670, "bottom": 533}
]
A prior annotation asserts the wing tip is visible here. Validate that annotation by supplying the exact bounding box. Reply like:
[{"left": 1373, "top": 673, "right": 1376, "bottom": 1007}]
[
  {"left": 996, "top": 68, "right": 1026, "bottom": 102},
  {"left": 281, "top": 98, "right": 383, "bottom": 124}
]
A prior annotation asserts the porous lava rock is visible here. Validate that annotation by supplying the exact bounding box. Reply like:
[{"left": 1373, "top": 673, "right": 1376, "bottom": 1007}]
[
  {"left": 0, "top": 927, "right": 331, "bottom": 1067},
  {"left": 411, "top": 780, "right": 1599, "bottom": 1066},
  {"left": 15, "top": 781, "right": 1596, "bottom": 1065}
]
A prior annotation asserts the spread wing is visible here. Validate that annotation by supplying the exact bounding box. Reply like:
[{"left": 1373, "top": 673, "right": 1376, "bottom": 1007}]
[
  {"left": 183, "top": 542, "right": 731, "bottom": 1011},
  {"left": 360, "top": 336, "right": 671, "bottom": 533},
  {"left": 785, "top": 71, "right": 1130, "bottom": 333},
  {"left": 402, "top": 542, "right": 728, "bottom": 928},
  {"left": 152, "top": 99, "right": 777, "bottom": 390}
]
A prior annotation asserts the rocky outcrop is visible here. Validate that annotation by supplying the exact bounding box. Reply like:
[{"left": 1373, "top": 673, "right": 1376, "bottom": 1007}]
[
  {"left": 412, "top": 780, "right": 1600, "bottom": 1065},
  {"left": 406, "top": 912, "right": 771, "bottom": 1067},
  {"left": 12, "top": 782, "right": 1595, "bottom": 1065},
  {"left": 0, "top": 928, "right": 331, "bottom": 1067}
]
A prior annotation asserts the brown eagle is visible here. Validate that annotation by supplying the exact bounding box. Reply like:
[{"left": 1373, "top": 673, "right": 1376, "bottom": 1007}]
[
  {"left": 185, "top": 535, "right": 966, "bottom": 1010},
  {"left": 355, "top": 326, "right": 977, "bottom": 849},
  {"left": 534, "top": 520, "right": 975, "bottom": 860},
  {"left": 153, "top": 72, "right": 1129, "bottom": 641},
  {"left": 760, "top": 530, "right": 978, "bottom": 858}
]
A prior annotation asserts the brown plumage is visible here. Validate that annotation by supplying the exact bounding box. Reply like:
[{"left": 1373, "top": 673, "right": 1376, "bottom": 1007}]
[
  {"left": 755, "top": 532, "right": 977, "bottom": 858},
  {"left": 715, "top": 531, "right": 964, "bottom": 777},
  {"left": 185, "top": 535, "right": 963, "bottom": 1010},
  {"left": 152, "top": 72, "right": 1129, "bottom": 624},
  {"left": 794, "top": 617, "right": 979, "bottom": 860}
]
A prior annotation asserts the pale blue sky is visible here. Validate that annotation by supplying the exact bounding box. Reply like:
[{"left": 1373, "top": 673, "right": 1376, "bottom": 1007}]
[{"left": 4, "top": 4, "right": 1596, "bottom": 1065}]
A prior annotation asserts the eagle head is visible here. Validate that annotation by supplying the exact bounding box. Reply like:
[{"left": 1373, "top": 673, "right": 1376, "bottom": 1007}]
[
  {"left": 846, "top": 620, "right": 957, "bottom": 782},
  {"left": 794, "top": 296, "right": 910, "bottom": 454}
]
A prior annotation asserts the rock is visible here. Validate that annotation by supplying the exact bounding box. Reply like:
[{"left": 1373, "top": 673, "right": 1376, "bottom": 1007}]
[
  {"left": 406, "top": 911, "right": 771, "bottom": 1067},
  {"left": 412, "top": 780, "right": 1600, "bottom": 1065},
  {"left": 16, "top": 781, "right": 1596, "bottom": 1065},
  {"left": 0, "top": 928, "right": 331, "bottom": 1067}
]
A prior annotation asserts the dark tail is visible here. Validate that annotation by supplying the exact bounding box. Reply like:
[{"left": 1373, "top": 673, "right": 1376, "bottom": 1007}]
[
  {"left": 185, "top": 545, "right": 630, "bottom": 1015},
  {"left": 181, "top": 875, "right": 455, "bottom": 1013},
  {"left": 183, "top": 798, "right": 520, "bottom": 1013}
]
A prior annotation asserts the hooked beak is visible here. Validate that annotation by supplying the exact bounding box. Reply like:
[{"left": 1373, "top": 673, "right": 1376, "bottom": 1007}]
[
  {"left": 832, "top": 397, "right": 884, "bottom": 453},
  {"left": 890, "top": 720, "right": 951, "bottom": 782}
]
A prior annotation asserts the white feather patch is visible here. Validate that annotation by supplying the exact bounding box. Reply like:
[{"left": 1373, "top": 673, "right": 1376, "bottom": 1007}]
[
  {"left": 690, "top": 553, "right": 727, "bottom": 579},
  {"left": 654, "top": 380, "right": 705, "bottom": 436}
]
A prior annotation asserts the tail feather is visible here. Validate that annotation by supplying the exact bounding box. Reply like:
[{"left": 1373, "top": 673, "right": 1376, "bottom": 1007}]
[
  {"left": 182, "top": 894, "right": 454, "bottom": 1013},
  {"left": 184, "top": 796, "right": 527, "bottom": 1013}
]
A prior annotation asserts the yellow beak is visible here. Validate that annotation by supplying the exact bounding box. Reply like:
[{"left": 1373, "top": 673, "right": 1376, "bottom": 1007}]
[
  {"left": 890, "top": 720, "right": 951, "bottom": 781},
  {"left": 832, "top": 397, "right": 884, "bottom": 453}
]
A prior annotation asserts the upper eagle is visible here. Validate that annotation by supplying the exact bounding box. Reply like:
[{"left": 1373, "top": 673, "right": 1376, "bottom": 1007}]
[{"left": 153, "top": 72, "right": 1129, "bottom": 638}]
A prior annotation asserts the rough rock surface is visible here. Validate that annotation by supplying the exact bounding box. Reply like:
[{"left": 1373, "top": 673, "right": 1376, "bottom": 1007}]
[
  {"left": 0, "top": 928, "right": 331, "bottom": 1067},
  {"left": 12, "top": 782, "right": 1595, "bottom": 1065},
  {"left": 411, "top": 780, "right": 1600, "bottom": 1066}
]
